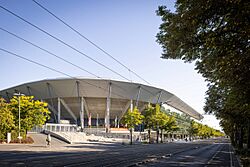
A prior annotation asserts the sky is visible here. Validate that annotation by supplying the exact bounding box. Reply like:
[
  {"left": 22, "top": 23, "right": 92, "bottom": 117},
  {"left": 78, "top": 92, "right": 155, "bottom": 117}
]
[{"left": 0, "top": 0, "right": 221, "bottom": 130}]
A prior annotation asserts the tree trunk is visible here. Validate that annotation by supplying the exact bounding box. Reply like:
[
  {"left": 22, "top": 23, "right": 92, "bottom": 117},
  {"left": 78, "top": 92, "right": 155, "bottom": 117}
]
[
  {"left": 247, "top": 120, "right": 250, "bottom": 149},
  {"left": 230, "top": 131, "right": 236, "bottom": 147},
  {"left": 239, "top": 126, "right": 244, "bottom": 149},
  {"left": 156, "top": 128, "right": 159, "bottom": 143},
  {"left": 160, "top": 129, "right": 163, "bottom": 143},
  {"left": 148, "top": 129, "right": 151, "bottom": 143},
  {"left": 130, "top": 128, "right": 133, "bottom": 145},
  {"left": 235, "top": 126, "right": 239, "bottom": 147}
]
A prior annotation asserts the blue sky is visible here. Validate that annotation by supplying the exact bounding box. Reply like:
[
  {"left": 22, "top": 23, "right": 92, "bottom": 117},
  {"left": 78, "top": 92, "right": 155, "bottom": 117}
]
[{"left": 0, "top": 0, "right": 220, "bottom": 130}]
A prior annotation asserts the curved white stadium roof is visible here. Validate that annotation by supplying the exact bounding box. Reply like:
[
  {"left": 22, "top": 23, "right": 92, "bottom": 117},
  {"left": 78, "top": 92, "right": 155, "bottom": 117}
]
[{"left": 0, "top": 78, "right": 203, "bottom": 120}]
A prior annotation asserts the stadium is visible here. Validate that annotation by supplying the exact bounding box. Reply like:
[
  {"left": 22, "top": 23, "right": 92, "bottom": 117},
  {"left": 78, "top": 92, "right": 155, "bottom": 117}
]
[{"left": 0, "top": 78, "right": 203, "bottom": 131}]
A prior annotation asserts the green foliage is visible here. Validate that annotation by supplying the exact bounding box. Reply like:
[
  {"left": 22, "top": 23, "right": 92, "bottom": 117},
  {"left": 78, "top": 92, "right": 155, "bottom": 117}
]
[
  {"left": 151, "top": 104, "right": 166, "bottom": 128},
  {"left": 156, "top": 0, "right": 249, "bottom": 148},
  {"left": 164, "top": 116, "right": 179, "bottom": 132},
  {"left": 188, "top": 120, "right": 199, "bottom": 136},
  {"left": 162, "top": 107, "right": 191, "bottom": 134},
  {"left": 143, "top": 104, "right": 178, "bottom": 132},
  {"left": 143, "top": 104, "right": 179, "bottom": 143},
  {"left": 121, "top": 107, "right": 144, "bottom": 129},
  {"left": 163, "top": 107, "right": 224, "bottom": 138},
  {"left": 188, "top": 120, "right": 224, "bottom": 138},
  {"left": 0, "top": 98, "right": 15, "bottom": 139},
  {"left": 9, "top": 96, "right": 50, "bottom": 132},
  {"left": 143, "top": 104, "right": 156, "bottom": 129},
  {"left": 121, "top": 107, "right": 144, "bottom": 145}
]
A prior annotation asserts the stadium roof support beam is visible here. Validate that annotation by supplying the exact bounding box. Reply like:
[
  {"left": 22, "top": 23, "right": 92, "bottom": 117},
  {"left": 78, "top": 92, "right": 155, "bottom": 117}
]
[
  {"left": 76, "top": 81, "right": 84, "bottom": 129},
  {"left": 60, "top": 98, "right": 77, "bottom": 124},
  {"left": 57, "top": 97, "right": 61, "bottom": 124},
  {"left": 46, "top": 83, "right": 53, "bottom": 97},
  {"left": 81, "top": 97, "right": 90, "bottom": 118},
  {"left": 46, "top": 82, "right": 59, "bottom": 123},
  {"left": 46, "top": 83, "right": 56, "bottom": 109},
  {"left": 135, "top": 86, "right": 141, "bottom": 107},
  {"left": 76, "top": 81, "right": 80, "bottom": 97},
  {"left": 118, "top": 100, "right": 131, "bottom": 121},
  {"left": 105, "top": 82, "right": 111, "bottom": 133},
  {"left": 26, "top": 86, "right": 32, "bottom": 96},
  {"left": 47, "top": 102, "right": 58, "bottom": 123},
  {"left": 157, "top": 90, "right": 163, "bottom": 104}
]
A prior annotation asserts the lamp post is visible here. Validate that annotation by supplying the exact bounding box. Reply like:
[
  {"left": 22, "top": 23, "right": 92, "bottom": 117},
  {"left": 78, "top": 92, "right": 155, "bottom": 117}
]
[{"left": 13, "top": 92, "right": 24, "bottom": 143}]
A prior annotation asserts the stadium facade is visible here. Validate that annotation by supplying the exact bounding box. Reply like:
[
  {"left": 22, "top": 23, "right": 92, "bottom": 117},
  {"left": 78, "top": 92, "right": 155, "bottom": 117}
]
[{"left": 0, "top": 78, "right": 203, "bottom": 131}]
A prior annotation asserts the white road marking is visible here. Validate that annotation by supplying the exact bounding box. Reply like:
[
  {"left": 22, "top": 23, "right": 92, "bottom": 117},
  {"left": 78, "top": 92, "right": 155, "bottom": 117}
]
[
  {"left": 229, "top": 144, "right": 234, "bottom": 167},
  {"left": 204, "top": 144, "right": 224, "bottom": 167}
]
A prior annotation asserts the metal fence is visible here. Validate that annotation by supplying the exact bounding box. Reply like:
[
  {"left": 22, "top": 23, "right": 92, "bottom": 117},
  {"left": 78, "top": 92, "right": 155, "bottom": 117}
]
[
  {"left": 29, "top": 123, "right": 77, "bottom": 133},
  {"left": 28, "top": 124, "right": 189, "bottom": 143}
]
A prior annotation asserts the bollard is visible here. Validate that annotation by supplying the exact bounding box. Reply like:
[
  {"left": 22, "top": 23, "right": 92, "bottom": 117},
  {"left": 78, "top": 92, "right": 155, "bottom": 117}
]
[{"left": 7, "top": 133, "right": 11, "bottom": 143}]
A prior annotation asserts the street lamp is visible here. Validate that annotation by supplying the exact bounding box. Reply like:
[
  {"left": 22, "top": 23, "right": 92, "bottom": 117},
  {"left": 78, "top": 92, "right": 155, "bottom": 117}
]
[{"left": 13, "top": 92, "right": 25, "bottom": 143}]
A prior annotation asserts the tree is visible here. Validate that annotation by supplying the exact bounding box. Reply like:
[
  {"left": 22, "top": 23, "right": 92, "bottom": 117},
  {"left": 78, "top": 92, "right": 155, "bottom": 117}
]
[
  {"left": 187, "top": 120, "right": 224, "bottom": 140},
  {"left": 151, "top": 104, "right": 165, "bottom": 143},
  {"left": 155, "top": 111, "right": 168, "bottom": 143},
  {"left": 143, "top": 104, "right": 156, "bottom": 143},
  {"left": 143, "top": 104, "right": 179, "bottom": 143},
  {"left": 161, "top": 115, "right": 178, "bottom": 143},
  {"left": 9, "top": 96, "right": 50, "bottom": 135},
  {"left": 188, "top": 120, "right": 198, "bottom": 140},
  {"left": 0, "top": 98, "right": 15, "bottom": 139},
  {"left": 156, "top": 0, "right": 250, "bottom": 149},
  {"left": 121, "top": 107, "right": 144, "bottom": 145},
  {"left": 204, "top": 83, "right": 248, "bottom": 147}
]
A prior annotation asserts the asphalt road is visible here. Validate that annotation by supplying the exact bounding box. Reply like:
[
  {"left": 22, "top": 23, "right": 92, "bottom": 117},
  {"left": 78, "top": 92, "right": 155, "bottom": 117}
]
[{"left": 0, "top": 138, "right": 240, "bottom": 167}]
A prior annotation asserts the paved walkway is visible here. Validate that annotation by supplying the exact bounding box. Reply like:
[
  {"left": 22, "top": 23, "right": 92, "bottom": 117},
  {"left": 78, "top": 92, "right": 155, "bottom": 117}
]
[{"left": 28, "top": 133, "right": 66, "bottom": 146}]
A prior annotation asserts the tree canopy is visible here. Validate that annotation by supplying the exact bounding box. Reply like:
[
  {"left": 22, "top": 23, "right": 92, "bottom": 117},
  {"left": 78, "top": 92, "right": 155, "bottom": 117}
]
[
  {"left": 121, "top": 107, "right": 144, "bottom": 129},
  {"left": 121, "top": 107, "right": 144, "bottom": 144},
  {"left": 156, "top": 0, "right": 250, "bottom": 148},
  {"left": 0, "top": 96, "right": 50, "bottom": 140},
  {"left": 9, "top": 96, "right": 50, "bottom": 132},
  {"left": 0, "top": 98, "right": 15, "bottom": 139}
]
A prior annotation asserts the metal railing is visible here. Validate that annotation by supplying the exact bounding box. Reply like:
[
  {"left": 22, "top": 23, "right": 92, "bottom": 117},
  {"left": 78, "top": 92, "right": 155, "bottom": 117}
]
[
  {"left": 44, "top": 123, "right": 77, "bottom": 132},
  {"left": 29, "top": 123, "right": 77, "bottom": 133}
]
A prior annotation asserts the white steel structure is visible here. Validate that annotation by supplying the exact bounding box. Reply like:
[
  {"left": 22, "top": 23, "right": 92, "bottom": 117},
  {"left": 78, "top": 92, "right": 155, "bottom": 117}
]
[{"left": 0, "top": 78, "right": 203, "bottom": 130}]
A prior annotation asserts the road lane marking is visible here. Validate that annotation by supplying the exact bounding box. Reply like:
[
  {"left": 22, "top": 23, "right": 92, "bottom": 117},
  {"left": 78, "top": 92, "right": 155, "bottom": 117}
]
[
  {"left": 229, "top": 144, "right": 234, "bottom": 167},
  {"left": 204, "top": 144, "right": 224, "bottom": 167}
]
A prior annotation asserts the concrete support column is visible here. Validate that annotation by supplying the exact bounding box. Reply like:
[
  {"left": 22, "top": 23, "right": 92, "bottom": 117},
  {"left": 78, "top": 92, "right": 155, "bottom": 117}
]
[
  {"left": 130, "top": 99, "right": 133, "bottom": 112},
  {"left": 76, "top": 81, "right": 83, "bottom": 128},
  {"left": 115, "top": 116, "right": 118, "bottom": 128},
  {"left": 57, "top": 97, "right": 61, "bottom": 124},
  {"left": 105, "top": 82, "right": 112, "bottom": 133},
  {"left": 80, "top": 97, "right": 84, "bottom": 129},
  {"left": 96, "top": 114, "right": 99, "bottom": 128}
]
